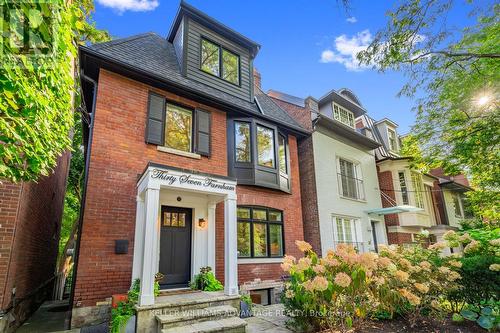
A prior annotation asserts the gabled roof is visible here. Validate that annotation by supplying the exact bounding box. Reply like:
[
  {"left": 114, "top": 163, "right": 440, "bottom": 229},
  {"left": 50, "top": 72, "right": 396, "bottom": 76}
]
[
  {"left": 81, "top": 33, "right": 307, "bottom": 134},
  {"left": 167, "top": 1, "right": 260, "bottom": 58}
]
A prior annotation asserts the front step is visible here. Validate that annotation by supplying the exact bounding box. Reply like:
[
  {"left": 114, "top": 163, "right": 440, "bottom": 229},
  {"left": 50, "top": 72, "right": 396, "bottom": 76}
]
[
  {"left": 156, "top": 305, "right": 238, "bottom": 329},
  {"left": 161, "top": 317, "right": 247, "bottom": 333}
]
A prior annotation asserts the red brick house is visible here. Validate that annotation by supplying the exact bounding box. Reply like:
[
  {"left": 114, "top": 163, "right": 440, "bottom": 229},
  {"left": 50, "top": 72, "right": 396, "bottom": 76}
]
[
  {"left": 0, "top": 153, "right": 70, "bottom": 332},
  {"left": 72, "top": 2, "right": 307, "bottom": 329}
]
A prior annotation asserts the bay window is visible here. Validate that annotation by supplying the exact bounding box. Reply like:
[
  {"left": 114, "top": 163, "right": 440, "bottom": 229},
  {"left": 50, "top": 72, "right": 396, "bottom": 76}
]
[
  {"left": 237, "top": 207, "right": 284, "bottom": 258},
  {"left": 411, "top": 172, "right": 425, "bottom": 209},
  {"left": 398, "top": 171, "right": 409, "bottom": 205},
  {"left": 234, "top": 121, "right": 251, "bottom": 162},
  {"left": 257, "top": 125, "right": 275, "bottom": 168}
]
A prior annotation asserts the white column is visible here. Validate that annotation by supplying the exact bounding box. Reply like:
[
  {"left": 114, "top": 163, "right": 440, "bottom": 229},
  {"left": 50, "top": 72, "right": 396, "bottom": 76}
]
[
  {"left": 131, "top": 194, "right": 145, "bottom": 282},
  {"left": 207, "top": 202, "right": 216, "bottom": 273},
  {"left": 139, "top": 187, "right": 160, "bottom": 306},
  {"left": 223, "top": 195, "right": 238, "bottom": 295}
]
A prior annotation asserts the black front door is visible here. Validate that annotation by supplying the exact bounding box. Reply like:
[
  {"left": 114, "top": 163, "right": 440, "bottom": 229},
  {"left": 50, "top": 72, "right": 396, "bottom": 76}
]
[{"left": 159, "top": 206, "right": 192, "bottom": 288}]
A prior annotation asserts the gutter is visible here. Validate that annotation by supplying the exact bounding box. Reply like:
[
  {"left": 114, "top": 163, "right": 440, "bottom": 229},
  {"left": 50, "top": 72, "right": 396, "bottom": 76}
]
[{"left": 67, "top": 68, "right": 98, "bottom": 327}]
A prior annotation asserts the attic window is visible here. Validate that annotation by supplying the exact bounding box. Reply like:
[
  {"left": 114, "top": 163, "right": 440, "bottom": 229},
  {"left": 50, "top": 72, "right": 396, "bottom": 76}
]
[
  {"left": 201, "top": 38, "right": 240, "bottom": 85},
  {"left": 333, "top": 103, "right": 355, "bottom": 128}
]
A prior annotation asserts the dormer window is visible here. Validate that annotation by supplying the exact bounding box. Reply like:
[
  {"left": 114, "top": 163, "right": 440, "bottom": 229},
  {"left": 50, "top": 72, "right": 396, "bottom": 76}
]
[
  {"left": 333, "top": 103, "right": 355, "bottom": 128},
  {"left": 201, "top": 38, "right": 240, "bottom": 85},
  {"left": 387, "top": 128, "right": 398, "bottom": 151}
]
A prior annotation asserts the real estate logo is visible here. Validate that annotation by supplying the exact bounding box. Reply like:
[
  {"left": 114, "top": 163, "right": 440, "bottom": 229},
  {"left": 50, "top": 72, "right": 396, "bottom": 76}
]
[{"left": 0, "top": 0, "right": 57, "bottom": 63}]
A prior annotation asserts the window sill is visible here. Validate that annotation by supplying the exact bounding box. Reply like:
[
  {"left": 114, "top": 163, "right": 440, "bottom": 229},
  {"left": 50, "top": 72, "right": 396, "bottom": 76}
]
[
  {"left": 157, "top": 146, "right": 201, "bottom": 160},
  {"left": 237, "top": 258, "right": 284, "bottom": 264},
  {"left": 339, "top": 195, "right": 367, "bottom": 203}
]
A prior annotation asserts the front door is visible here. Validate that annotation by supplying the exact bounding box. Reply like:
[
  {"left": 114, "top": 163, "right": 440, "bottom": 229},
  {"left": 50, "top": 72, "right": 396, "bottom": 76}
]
[{"left": 159, "top": 206, "right": 192, "bottom": 288}]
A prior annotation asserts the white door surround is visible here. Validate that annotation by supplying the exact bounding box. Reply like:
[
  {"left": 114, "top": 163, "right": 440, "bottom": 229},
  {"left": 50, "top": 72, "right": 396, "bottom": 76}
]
[{"left": 132, "top": 163, "right": 238, "bottom": 306}]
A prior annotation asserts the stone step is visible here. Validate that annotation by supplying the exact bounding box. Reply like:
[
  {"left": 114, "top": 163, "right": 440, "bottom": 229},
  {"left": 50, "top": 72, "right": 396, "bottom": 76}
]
[
  {"left": 161, "top": 317, "right": 247, "bottom": 333},
  {"left": 156, "top": 305, "right": 238, "bottom": 329}
]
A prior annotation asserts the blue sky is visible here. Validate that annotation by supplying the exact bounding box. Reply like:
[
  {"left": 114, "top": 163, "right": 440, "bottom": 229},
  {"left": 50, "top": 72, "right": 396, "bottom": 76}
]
[{"left": 91, "top": 0, "right": 477, "bottom": 133}]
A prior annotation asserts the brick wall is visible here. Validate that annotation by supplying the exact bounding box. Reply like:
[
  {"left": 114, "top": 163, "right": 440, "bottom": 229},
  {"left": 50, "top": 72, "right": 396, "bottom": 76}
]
[
  {"left": 377, "top": 168, "right": 400, "bottom": 227},
  {"left": 387, "top": 232, "right": 413, "bottom": 245},
  {"left": 0, "top": 152, "right": 69, "bottom": 331},
  {"left": 73, "top": 69, "right": 305, "bottom": 308},
  {"left": 268, "top": 95, "right": 321, "bottom": 255}
]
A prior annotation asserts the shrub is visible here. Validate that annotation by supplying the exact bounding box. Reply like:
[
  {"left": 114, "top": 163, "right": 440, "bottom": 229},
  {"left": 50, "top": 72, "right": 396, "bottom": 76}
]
[
  {"left": 281, "top": 239, "right": 462, "bottom": 331},
  {"left": 190, "top": 266, "right": 223, "bottom": 291}
]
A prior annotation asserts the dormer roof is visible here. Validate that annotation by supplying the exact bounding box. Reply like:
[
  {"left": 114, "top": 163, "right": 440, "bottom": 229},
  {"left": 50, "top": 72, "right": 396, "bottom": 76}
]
[
  {"left": 318, "top": 89, "right": 367, "bottom": 117},
  {"left": 167, "top": 1, "right": 261, "bottom": 58}
]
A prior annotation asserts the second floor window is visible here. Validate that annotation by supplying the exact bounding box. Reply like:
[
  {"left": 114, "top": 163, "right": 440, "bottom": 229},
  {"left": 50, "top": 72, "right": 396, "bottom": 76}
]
[
  {"left": 411, "top": 172, "right": 425, "bottom": 209},
  {"left": 235, "top": 121, "right": 251, "bottom": 162},
  {"left": 165, "top": 103, "right": 193, "bottom": 152},
  {"left": 333, "top": 103, "right": 355, "bottom": 128},
  {"left": 237, "top": 207, "right": 284, "bottom": 258},
  {"left": 453, "top": 193, "right": 465, "bottom": 218},
  {"left": 388, "top": 128, "right": 398, "bottom": 151},
  {"left": 257, "top": 125, "right": 275, "bottom": 168},
  {"left": 338, "top": 158, "right": 364, "bottom": 200},
  {"left": 398, "top": 171, "right": 409, "bottom": 205},
  {"left": 201, "top": 39, "right": 240, "bottom": 85}
]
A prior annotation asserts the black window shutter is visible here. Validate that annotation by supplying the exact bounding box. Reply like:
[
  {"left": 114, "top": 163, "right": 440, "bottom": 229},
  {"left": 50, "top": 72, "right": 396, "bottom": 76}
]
[
  {"left": 194, "top": 109, "right": 211, "bottom": 156},
  {"left": 146, "top": 93, "right": 165, "bottom": 145}
]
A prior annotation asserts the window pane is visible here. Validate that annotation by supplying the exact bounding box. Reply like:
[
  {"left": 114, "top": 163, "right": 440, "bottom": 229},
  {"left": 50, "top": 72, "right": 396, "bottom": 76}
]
[
  {"left": 235, "top": 122, "right": 251, "bottom": 162},
  {"left": 278, "top": 135, "right": 287, "bottom": 174},
  {"left": 268, "top": 210, "right": 282, "bottom": 222},
  {"left": 178, "top": 213, "right": 186, "bottom": 227},
  {"left": 163, "top": 212, "right": 171, "bottom": 226},
  {"left": 165, "top": 104, "right": 193, "bottom": 152},
  {"left": 171, "top": 213, "right": 178, "bottom": 227},
  {"left": 257, "top": 126, "right": 275, "bottom": 168},
  {"left": 339, "top": 159, "right": 357, "bottom": 199},
  {"left": 399, "top": 172, "right": 409, "bottom": 205},
  {"left": 237, "top": 222, "right": 251, "bottom": 257},
  {"left": 237, "top": 207, "right": 251, "bottom": 219},
  {"left": 411, "top": 172, "right": 425, "bottom": 208},
  {"left": 222, "top": 49, "right": 239, "bottom": 84},
  {"left": 336, "top": 218, "right": 344, "bottom": 242},
  {"left": 453, "top": 194, "right": 463, "bottom": 217},
  {"left": 253, "top": 223, "right": 268, "bottom": 257},
  {"left": 201, "top": 39, "right": 220, "bottom": 76},
  {"left": 269, "top": 224, "right": 283, "bottom": 257},
  {"left": 252, "top": 209, "right": 267, "bottom": 220},
  {"left": 333, "top": 103, "right": 355, "bottom": 128}
]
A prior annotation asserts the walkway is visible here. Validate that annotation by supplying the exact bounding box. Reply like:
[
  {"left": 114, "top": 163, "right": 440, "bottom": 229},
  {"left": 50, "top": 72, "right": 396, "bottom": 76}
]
[{"left": 244, "top": 304, "right": 293, "bottom": 333}]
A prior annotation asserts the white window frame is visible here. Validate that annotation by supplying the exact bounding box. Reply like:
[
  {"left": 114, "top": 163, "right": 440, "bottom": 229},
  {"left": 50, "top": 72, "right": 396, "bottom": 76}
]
[
  {"left": 387, "top": 127, "right": 398, "bottom": 152},
  {"left": 332, "top": 102, "right": 355, "bottom": 128},
  {"left": 332, "top": 216, "right": 363, "bottom": 251},
  {"left": 452, "top": 193, "right": 465, "bottom": 218},
  {"left": 410, "top": 172, "right": 425, "bottom": 209},
  {"left": 398, "top": 170, "right": 409, "bottom": 205},
  {"left": 336, "top": 156, "right": 365, "bottom": 201}
]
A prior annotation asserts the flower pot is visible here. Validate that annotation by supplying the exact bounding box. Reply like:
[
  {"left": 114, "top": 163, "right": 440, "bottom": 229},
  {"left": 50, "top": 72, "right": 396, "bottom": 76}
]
[
  {"left": 124, "top": 314, "right": 136, "bottom": 333},
  {"left": 240, "top": 301, "right": 252, "bottom": 318}
]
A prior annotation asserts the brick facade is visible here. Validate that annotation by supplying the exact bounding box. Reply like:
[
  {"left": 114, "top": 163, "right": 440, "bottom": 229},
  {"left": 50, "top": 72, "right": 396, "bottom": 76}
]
[
  {"left": 72, "top": 69, "right": 305, "bottom": 311},
  {"left": 0, "top": 152, "right": 69, "bottom": 332}
]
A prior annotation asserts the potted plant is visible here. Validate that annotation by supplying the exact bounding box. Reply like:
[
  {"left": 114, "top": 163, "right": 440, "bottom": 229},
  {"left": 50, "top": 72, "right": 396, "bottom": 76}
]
[
  {"left": 189, "top": 266, "right": 223, "bottom": 291},
  {"left": 240, "top": 294, "right": 253, "bottom": 318}
]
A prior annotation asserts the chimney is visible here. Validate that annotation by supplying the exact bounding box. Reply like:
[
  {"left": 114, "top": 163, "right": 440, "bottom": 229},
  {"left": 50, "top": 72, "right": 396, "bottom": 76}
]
[
  {"left": 304, "top": 96, "right": 319, "bottom": 125},
  {"left": 253, "top": 68, "right": 262, "bottom": 89}
]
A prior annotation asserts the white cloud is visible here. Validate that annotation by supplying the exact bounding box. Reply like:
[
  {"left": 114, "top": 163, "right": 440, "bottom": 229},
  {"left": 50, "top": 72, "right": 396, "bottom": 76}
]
[
  {"left": 319, "top": 29, "right": 373, "bottom": 71},
  {"left": 346, "top": 17, "right": 357, "bottom": 23},
  {"left": 97, "top": 0, "right": 159, "bottom": 13}
]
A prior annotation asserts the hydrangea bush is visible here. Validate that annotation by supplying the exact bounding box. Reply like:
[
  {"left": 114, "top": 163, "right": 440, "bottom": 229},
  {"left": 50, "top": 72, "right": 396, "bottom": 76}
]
[{"left": 281, "top": 239, "right": 462, "bottom": 331}]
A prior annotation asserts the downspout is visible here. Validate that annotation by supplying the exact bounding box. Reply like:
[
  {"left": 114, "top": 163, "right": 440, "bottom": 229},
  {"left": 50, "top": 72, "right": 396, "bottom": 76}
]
[{"left": 67, "top": 70, "right": 98, "bottom": 328}]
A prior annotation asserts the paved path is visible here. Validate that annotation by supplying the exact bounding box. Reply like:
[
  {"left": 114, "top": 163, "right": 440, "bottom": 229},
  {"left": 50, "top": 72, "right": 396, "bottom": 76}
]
[{"left": 245, "top": 304, "right": 294, "bottom": 333}]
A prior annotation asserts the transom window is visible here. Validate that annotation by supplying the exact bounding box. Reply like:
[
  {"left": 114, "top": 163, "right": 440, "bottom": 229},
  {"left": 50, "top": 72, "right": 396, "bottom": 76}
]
[
  {"left": 388, "top": 128, "right": 398, "bottom": 151},
  {"left": 333, "top": 103, "right": 355, "bottom": 128},
  {"left": 237, "top": 207, "right": 284, "bottom": 258},
  {"left": 257, "top": 125, "right": 275, "bottom": 168},
  {"left": 398, "top": 171, "right": 409, "bottom": 205},
  {"left": 338, "top": 158, "right": 364, "bottom": 200},
  {"left": 165, "top": 103, "right": 193, "bottom": 152},
  {"left": 201, "top": 38, "right": 240, "bottom": 85},
  {"left": 411, "top": 172, "right": 425, "bottom": 209},
  {"left": 163, "top": 212, "right": 186, "bottom": 227}
]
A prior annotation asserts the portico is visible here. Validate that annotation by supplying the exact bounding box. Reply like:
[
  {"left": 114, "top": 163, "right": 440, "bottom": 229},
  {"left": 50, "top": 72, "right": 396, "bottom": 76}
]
[{"left": 132, "top": 163, "right": 238, "bottom": 306}]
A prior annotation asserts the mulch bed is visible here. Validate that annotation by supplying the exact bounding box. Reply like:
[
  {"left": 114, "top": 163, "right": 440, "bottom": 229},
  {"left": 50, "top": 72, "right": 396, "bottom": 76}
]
[{"left": 355, "top": 317, "right": 486, "bottom": 333}]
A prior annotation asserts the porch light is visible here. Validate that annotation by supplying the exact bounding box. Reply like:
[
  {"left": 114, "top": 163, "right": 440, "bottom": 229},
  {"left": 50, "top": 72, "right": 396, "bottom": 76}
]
[{"left": 198, "top": 218, "right": 207, "bottom": 228}]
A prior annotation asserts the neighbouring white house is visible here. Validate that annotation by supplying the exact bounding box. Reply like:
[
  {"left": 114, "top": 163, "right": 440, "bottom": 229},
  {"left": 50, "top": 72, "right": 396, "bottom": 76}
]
[{"left": 268, "top": 88, "right": 388, "bottom": 255}]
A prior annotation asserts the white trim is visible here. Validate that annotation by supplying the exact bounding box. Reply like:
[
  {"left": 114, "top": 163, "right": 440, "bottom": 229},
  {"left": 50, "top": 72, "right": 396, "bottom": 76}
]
[
  {"left": 157, "top": 146, "right": 201, "bottom": 159},
  {"left": 238, "top": 258, "right": 284, "bottom": 264}
]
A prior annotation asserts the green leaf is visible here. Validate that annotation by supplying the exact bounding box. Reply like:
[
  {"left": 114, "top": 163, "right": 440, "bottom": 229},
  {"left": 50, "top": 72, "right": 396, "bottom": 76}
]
[
  {"left": 481, "top": 307, "right": 493, "bottom": 316},
  {"left": 460, "top": 309, "right": 478, "bottom": 321},
  {"left": 28, "top": 9, "right": 44, "bottom": 28},
  {"left": 477, "top": 316, "right": 494, "bottom": 330},
  {"left": 452, "top": 313, "right": 464, "bottom": 323}
]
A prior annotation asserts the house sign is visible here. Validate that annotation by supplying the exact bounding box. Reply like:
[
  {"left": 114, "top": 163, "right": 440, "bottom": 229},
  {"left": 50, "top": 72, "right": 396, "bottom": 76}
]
[{"left": 151, "top": 169, "right": 235, "bottom": 191}]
